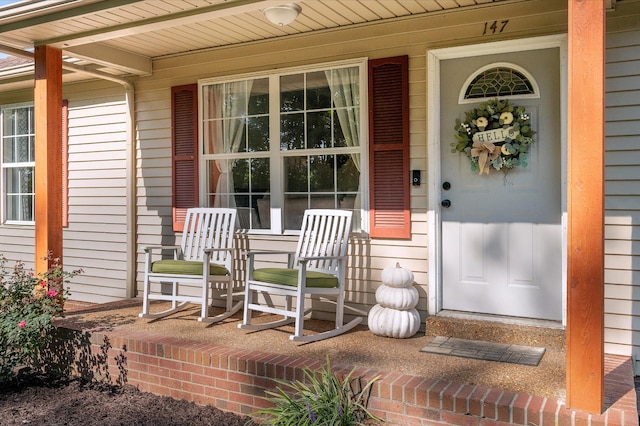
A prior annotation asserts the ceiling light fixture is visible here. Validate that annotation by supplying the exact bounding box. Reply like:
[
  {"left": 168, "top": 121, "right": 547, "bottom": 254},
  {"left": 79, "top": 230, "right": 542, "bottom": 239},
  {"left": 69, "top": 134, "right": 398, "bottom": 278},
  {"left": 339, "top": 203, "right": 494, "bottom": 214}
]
[{"left": 263, "top": 3, "right": 301, "bottom": 26}]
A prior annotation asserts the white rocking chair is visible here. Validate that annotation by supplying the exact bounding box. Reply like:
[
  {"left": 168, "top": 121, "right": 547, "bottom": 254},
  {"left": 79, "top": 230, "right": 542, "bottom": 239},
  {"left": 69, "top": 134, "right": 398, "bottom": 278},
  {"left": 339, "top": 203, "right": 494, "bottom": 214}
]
[
  {"left": 238, "top": 209, "right": 362, "bottom": 342},
  {"left": 139, "top": 208, "right": 241, "bottom": 323}
]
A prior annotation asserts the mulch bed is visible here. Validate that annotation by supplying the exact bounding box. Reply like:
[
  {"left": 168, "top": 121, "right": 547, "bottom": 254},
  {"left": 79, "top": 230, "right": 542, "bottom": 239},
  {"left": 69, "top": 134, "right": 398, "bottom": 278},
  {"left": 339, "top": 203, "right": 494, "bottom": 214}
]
[{"left": 0, "top": 373, "right": 256, "bottom": 426}]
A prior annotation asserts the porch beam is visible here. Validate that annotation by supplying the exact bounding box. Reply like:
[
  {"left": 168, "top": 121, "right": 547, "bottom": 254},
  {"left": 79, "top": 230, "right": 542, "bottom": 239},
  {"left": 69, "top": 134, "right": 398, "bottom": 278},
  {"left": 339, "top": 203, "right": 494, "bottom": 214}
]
[
  {"left": 34, "top": 0, "right": 282, "bottom": 49},
  {"left": 34, "top": 45, "right": 63, "bottom": 274},
  {"left": 64, "top": 43, "right": 151, "bottom": 76},
  {"left": 566, "top": 0, "right": 605, "bottom": 414}
]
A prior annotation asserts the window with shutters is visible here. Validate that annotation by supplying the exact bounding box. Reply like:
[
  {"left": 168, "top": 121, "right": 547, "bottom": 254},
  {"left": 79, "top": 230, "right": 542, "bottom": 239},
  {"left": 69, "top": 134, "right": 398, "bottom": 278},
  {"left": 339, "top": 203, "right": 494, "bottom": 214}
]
[
  {"left": 174, "top": 56, "right": 408, "bottom": 236},
  {"left": 199, "top": 60, "right": 364, "bottom": 233}
]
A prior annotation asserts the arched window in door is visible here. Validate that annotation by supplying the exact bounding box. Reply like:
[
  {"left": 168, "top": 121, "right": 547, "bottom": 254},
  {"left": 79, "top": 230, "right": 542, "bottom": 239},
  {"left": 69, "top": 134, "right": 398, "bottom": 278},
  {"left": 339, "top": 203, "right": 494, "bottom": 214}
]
[{"left": 459, "top": 62, "right": 539, "bottom": 104}]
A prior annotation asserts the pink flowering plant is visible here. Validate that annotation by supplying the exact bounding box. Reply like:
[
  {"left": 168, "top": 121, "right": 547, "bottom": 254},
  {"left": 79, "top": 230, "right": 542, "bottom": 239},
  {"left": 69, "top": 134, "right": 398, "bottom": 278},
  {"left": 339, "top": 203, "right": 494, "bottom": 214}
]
[{"left": 0, "top": 253, "right": 81, "bottom": 384}]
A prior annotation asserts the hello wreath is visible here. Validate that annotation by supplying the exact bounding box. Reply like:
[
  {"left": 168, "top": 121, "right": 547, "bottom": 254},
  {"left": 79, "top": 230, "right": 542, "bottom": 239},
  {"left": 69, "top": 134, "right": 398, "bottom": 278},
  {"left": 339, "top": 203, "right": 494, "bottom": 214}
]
[{"left": 452, "top": 99, "right": 535, "bottom": 175}]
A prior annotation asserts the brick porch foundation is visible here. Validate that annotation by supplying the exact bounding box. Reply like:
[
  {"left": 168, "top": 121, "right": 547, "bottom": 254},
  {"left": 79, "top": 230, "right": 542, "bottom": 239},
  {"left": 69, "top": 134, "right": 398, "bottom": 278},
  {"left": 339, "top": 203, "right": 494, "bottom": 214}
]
[{"left": 55, "top": 318, "right": 639, "bottom": 426}]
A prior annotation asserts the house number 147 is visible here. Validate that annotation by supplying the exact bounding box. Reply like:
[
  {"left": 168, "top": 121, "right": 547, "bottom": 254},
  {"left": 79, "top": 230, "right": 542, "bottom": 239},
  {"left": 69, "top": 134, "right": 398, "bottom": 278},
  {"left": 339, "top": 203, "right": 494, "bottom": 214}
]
[{"left": 482, "top": 20, "right": 509, "bottom": 35}]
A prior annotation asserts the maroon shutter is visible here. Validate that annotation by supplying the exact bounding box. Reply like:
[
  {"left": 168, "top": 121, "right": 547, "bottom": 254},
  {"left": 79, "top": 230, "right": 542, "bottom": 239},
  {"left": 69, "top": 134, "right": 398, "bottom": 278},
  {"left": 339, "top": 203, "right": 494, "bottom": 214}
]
[
  {"left": 368, "top": 56, "right": 410, "bottom": 239},
  {"left": 171, "top": 84, "right": 199, "bottom": 232},
  {"left": 61, "top": 99, "right": 69, "bottom": 228}
]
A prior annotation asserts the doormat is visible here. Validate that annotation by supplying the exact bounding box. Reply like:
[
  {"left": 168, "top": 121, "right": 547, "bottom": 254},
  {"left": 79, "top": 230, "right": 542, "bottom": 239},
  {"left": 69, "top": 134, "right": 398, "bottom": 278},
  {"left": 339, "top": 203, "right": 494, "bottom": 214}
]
[{"left": 420, "top": 336, "right": 546, "bottom": 366}]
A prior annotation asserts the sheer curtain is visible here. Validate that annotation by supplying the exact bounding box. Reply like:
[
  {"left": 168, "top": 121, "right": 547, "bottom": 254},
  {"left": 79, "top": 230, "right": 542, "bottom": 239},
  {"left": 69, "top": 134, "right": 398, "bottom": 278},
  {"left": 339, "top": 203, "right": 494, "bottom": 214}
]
[
  {"left": 325, "top": 67, "right": 361, "bottom": 211},
  {"left": 207, "top": 80, "right": 253, "bottom": 208}
]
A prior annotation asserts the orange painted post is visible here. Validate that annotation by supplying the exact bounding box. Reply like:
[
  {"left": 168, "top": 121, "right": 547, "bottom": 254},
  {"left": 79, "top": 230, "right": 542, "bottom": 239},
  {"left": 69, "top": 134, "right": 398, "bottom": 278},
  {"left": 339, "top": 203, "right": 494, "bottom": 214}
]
[
  {"left": 34, "top": 45, "right": 63, "bottom": 275},
  {"left": 566, "top": 0, "right": 605, "bottom": 414}
]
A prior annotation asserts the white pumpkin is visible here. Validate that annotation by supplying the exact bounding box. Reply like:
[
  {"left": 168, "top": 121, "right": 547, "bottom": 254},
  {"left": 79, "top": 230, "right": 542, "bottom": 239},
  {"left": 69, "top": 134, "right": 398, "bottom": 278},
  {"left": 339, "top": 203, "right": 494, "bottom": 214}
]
[
  {"left": 368, "top": 304, "right": 420, "bottom": 339},
  {"left": 381, "top": 263, "right": 414, "bottom": 288},
  {"left": 375, "top": 284, "right": 419, "bottom": 310}
]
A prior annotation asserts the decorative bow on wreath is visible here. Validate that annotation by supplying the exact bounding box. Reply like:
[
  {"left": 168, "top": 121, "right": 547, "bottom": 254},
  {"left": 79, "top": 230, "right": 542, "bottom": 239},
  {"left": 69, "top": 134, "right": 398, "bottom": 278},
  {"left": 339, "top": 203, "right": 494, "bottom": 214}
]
[
  {"left": 471, "top": 140, "right": 501, "bottom": 175},
  {"left": 452, "top": 99, "right": 536, "bottom": 175}
]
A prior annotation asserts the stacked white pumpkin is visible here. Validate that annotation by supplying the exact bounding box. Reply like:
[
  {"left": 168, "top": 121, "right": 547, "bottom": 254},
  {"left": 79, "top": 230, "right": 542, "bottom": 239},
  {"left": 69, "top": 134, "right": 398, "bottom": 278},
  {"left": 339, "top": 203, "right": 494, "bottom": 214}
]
[{"left": 368, "top": 263, "right": 420, "bottom": 338}]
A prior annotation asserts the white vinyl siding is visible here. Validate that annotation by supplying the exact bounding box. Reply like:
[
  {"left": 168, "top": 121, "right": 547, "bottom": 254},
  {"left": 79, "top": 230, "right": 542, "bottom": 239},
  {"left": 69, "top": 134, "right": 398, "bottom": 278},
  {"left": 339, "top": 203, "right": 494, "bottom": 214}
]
[
  {"left": 0, "top": 83, "right": 129, "bottom": 303},
  {"left": 604, "top": 28, "right": 640, "bottom": 361},
  {"left": 62, "top": 84, "right": 129, "bottom": 303}
]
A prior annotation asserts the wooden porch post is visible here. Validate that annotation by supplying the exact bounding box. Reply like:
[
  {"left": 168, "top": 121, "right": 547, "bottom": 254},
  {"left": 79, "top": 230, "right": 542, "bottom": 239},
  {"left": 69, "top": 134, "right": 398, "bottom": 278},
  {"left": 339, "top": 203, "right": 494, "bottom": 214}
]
[
  {"left": 566, "top": 0, "right": 605, "bottom": 413},
  {"left": 34, "top": 45, "right": 63, "bottom": 274}
]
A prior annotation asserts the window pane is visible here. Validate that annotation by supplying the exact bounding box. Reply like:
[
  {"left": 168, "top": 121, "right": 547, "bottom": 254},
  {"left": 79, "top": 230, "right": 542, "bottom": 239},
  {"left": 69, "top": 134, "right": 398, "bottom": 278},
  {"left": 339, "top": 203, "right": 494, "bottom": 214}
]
[
  {"left": 207, "top": 157, "right": 271, "bottom": 230},
  {"left": 309, "top": 155, "right": 334, "bottom": 192},
  {"left": 251, "top": 157, "right": 270, "bottom": 193},
  {"left": 232, "top": 159, "right": 249, "bottom": 193},
  {"left": 332, "top": 107, "right": 360, "bottom": 148},
  {"left": 203, "top": 80, "right": 262, "bottom": 155},
  {"left": 280, "top": 74, "right": 304, "bottom": 112},
  {"left": 247, "top": 116, "right": 269, "bottom": 152},
  {"left": 15, "top": 108, "right": 32, "bottom": 135},
  {"left": 2, "top": 108, "right": 35, "bottom": 163},
  {"left": 208, "top": 159, "right": 230, "bottom": 195},
  {"left": 20, "top": 194, "right": 33, "bottom": 222},
  {"left": 307, "top": 111, "right": 331, "bottom": 149},
  {"left": 3, "top": 109, "right": 15, "bottom": 135},
  {"left": 4, "top": 168, "right": 15, "bottom": 192},
  {"left": 224, "top": 81, "right": 248, "bottom": 116},
  {"left": 4, "top": 167, "right": 34, "bottom": 222},
  {"left": 250, "top": 158, "right": 270, "bottom": 229},
  {"left": 284, "top": 156, "right": 308, "bottom": 192},
  {"left": 336, "top": 154, "right": 359, "bottom": 192},
  {"left": 17, "top": 136, "right": 33, "bottom": 162},
  {"left": 283, "top": 194, "right": 307, "bottom": 230},
  {"left": 226, "top": 117, "right": 247, "bottom": 153},
  {"left": 333, "top": 110, "right": 347, "bottom": 148},
  {"left": 2, "top": 137, "right": 14, "bottom": 162},
  {"left": 338, "top": 193, "right": 356, "bottom": 210},
  {"left": 306, "top": 71, "right": 331, "bottom": 110},
  {"left": 310, "top": 194, "right": 337, "bottom": 209},
  {"left": 248, "top": 78, "right": 269, "bottom": 115},
  {"left": 255, "top": 195, "right": 270, "bottom": 230},
  {"left": 280, "top": 112, "right": 304, "bottom": 150}
]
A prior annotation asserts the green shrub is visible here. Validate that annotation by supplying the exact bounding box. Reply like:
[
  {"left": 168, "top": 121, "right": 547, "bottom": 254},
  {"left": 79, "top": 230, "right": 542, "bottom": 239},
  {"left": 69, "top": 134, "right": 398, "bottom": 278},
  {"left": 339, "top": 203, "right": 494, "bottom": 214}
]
[
  {"left": 254, "top": 355, "right": 382, "bottom": 425},
  {"left": 0, "top": 253, "right": 81, "bottom": 384}
]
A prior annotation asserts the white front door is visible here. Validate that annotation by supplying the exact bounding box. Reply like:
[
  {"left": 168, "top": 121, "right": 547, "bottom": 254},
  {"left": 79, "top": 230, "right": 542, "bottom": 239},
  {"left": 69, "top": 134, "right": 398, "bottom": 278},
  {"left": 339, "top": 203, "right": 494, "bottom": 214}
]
[{"left": 439, "top": 48, "right": 562, "bottom": 321}]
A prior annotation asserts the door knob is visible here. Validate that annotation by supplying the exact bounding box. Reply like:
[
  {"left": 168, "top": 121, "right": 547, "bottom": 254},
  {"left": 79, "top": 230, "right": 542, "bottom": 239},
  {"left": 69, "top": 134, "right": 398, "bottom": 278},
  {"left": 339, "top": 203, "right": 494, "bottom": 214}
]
[{"left": 441, "top": 199, "right": 451, "bottom": 208}]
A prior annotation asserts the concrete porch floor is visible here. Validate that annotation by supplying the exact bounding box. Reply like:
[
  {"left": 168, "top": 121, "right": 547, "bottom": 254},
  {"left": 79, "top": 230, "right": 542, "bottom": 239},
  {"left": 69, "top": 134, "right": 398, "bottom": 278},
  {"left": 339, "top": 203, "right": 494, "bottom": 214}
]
[{"left": 58, "top": 299, "right": 638, "bottom": 425}]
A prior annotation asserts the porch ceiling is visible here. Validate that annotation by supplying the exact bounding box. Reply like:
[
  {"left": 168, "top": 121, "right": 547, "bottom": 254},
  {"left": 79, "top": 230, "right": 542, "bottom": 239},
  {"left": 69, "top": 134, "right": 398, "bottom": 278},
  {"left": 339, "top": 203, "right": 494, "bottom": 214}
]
[{"left": 0, "top": 0, "right": 519, "bottom": 89}]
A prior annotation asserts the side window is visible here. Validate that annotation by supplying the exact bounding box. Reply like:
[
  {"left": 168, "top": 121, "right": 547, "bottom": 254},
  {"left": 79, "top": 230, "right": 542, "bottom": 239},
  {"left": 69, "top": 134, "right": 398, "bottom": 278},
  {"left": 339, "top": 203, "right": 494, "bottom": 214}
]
[{"left": 1, "top": 104, "right": 35, "bottom": 224}]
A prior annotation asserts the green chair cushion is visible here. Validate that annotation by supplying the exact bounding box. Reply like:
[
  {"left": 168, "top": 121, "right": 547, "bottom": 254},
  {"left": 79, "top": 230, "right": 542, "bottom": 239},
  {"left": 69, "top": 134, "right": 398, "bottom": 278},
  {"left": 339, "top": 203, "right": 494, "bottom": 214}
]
[
  {"left": 151, "top": 259, "right": 228, "bottom": 276},
  {"left": 252, "top": 268, "right": 338, "bottom": 288}
]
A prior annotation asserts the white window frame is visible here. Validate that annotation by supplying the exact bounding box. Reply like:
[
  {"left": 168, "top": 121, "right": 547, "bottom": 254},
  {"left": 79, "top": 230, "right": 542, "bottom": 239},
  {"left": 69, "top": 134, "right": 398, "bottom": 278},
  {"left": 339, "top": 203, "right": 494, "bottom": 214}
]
[
  {"left": 1, "top": 102, "right": 35, "bottom": 225},
  {"left": 198, "top": 58, "right": 369, "bottom": 235}
]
